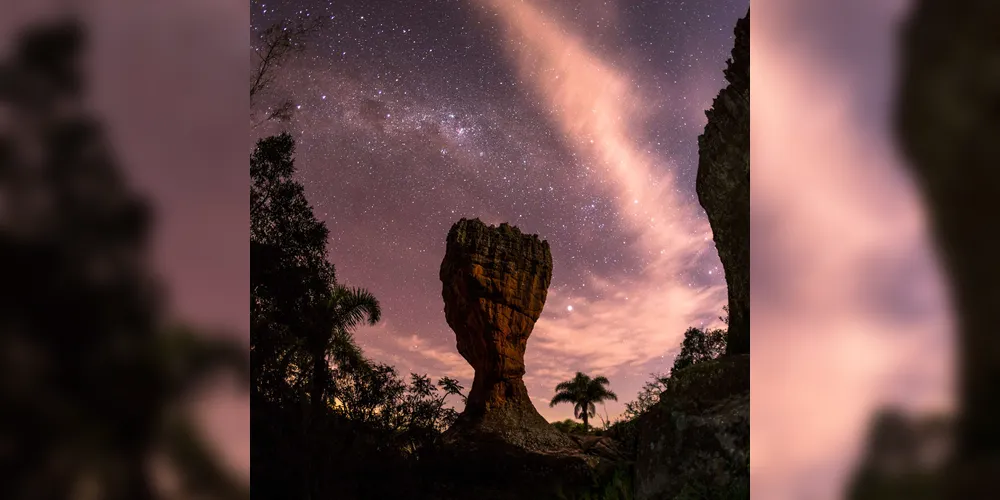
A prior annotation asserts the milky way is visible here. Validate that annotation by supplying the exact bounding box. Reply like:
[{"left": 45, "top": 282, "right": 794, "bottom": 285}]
[{"left": 251, "top": 0, "right": 748, "bottom": 421}]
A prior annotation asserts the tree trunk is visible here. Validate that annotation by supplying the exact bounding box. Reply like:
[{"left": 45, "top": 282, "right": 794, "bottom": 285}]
[
  {"left": 308, "top": 347, "right": 327, "bottom": 426},
  {"left": 581, "top": 412, "right": 589, "bottom": 433}
]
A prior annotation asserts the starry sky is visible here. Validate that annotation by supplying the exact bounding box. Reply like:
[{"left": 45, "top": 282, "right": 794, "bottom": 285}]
[{"left": 251, "top": 0, "right": 748, "bottom": 423}]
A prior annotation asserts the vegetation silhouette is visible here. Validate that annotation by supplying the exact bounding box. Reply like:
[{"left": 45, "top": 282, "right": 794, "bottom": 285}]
[
  {"left": 250, "top": 133, "right": 471, "bottom": 499},
  {"left": 0, "top": 20, "right": 248, "bottom": 500},
  {"left": 550, "top": 372, "right": 619, "bottom": 432}
]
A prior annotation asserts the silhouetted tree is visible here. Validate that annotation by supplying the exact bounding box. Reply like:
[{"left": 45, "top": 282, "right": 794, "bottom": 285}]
[
  {"left": 250, "top": 133, "right": 336, "bottom": 403},
  {"left": 622, "top": 373, "right": 671, "bottom": 420},
  {"left": 550, "top": 372, "right": 618, "bottom": 432},
  {"left": 250, "top": 132, "right": 472, "bottom": 499},
  {"left": 438, "top": 376, "right": 467, "bottom": 404},
  {"left": 0, "top": 20, "right": 247, "bottom": 500},
  {"left": 308, "top": 284, "right": 381, "bottom": 425},
  {"left": 671, "top": 326, "right": 727, "bottom": 375},
  {"left": 251, "top": 19, "right": 321, "bottom": 127}
]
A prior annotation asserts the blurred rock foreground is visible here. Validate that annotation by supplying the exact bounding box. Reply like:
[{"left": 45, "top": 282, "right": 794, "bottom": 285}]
[{"left": 850, "top": 0, "right": 1000, "bottom": 498}]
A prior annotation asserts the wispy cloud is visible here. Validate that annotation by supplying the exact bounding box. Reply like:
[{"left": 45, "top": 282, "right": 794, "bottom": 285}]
[{"left": 478, "top": 0, "right": 727, "bottom": 421}]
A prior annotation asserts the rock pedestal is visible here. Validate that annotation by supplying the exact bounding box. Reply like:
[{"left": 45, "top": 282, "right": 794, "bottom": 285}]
[{"left": 439, "top": 218, "right": 571, "bottom": 451}]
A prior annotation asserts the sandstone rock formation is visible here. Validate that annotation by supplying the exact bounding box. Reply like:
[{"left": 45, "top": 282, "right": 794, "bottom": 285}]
[
  {"left": 439, "top": 218, "right": 573, "bottom": 451},
  {"left": 696, "top": 9, "right": 750, "bottom": 356}
]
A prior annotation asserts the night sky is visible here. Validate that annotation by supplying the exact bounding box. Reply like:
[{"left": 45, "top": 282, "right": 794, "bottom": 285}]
[{"left": 251, "top": 0, "right": 749, "bottom": 422}]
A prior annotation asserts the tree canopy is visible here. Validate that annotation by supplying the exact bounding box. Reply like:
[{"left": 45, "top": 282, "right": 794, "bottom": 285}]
[{"left": 550, "top": 372, "right": 618, "bottom": 432}]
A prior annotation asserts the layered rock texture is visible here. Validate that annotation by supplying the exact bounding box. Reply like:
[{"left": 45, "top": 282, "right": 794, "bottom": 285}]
[
  {"left": 696, "top": 9, "right": 750, "bottom": 356},
  {"left": 439, "top": 218, "right": 572, "bottom": 451}
]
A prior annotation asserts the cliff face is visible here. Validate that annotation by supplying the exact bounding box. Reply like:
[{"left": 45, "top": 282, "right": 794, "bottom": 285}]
[
  {"left": 439, "top": 218, "right": 572, "bottom": 451},
  {"left": 696, "top": 10, "right": 750, "bottom": 356},
  {"left": 634, "top": 11, "right": 752, "bottom": 500}
]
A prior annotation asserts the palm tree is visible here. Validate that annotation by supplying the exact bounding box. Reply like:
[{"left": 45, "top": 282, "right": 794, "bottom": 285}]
[
  {"left": 307, "top": 284, "right": 381, "bottom": 425},
  {"left": 549, "top": 372, "right": 618, "bottom": 432}
]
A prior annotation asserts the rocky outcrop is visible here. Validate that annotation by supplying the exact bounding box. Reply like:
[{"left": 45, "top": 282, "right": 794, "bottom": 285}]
[
  {"left": 632, "top": 12, "right": 752, "bottom": 499},
  {"left": 635, "top": 355, "right": 750, "bottom": 500},
  {"left": 429, "top": 219, "right": 632, "bottom": 499},
  {"left": 696, "top": 9, "right": 750, "bottom": 356},
  {"left": 439, "top": 218, "right": 573, "bottom": 451}
]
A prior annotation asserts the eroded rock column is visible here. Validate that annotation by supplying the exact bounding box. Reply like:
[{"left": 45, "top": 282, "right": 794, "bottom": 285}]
[{"left": 440, "top": 218, "right": 571, "bottom": 450}]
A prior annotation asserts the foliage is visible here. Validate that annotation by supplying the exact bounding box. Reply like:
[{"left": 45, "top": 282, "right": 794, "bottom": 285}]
[
  {"left": 250, "top": 132, "right": 468, "bottom": 499},
  {"left": 553, "top": 418, "right": 589, "bottom": 434},
  {"left": 622, "top": 373, "right": 671, "bottom": 421},
  {"left": 671, "top": 326, "right": 727, "bottom": 375},
  {"left": 251, "top": 18, "right": 323, "bottom": 126},
  {"left": 438, "top": 376, "right": 467, "bottom": 404},
  {"left": 250, "top": 132, "right": 336, "bottom": 403},
  {"left": 550, "top": 372, "right": 619, "bottom": 432},
  {"left": 554, "top": 461, "right": 635, "bottom": 500},
  {"left": 618, "top": 312, "right": 729, "bottom": 425}
]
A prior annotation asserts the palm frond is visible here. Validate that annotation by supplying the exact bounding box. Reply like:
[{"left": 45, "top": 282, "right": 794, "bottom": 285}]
[
  {"left": 328, "top": 328, "right": 368, "bottom": 372},
  {"left": 330, "top": 285, "right": 381, "bottom": 330},
  {"left": 554, "top": 380, "right": 575, "bottom": 393},
  {"left": 549, "top": 391, "right": 576, "bottom": 407}
]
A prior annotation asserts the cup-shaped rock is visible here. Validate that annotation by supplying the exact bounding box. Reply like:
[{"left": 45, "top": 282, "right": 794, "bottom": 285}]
[{"left": 440, "top": 219, "right": 565, "bottom": 448}]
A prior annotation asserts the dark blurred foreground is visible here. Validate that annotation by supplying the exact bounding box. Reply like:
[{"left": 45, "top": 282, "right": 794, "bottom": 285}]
[
  {"left": 0, "top": 19, "right": 248, "bottom": 500},
  {"left": 849, "top": 1, "right": 1000, "bottom": 499}
]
